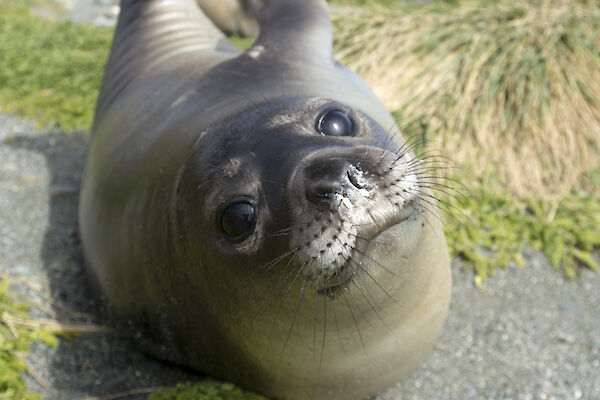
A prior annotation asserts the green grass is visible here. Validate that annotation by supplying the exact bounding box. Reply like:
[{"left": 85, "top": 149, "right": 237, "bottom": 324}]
[
  {"left": 148, "top": 381, "right": 268, "bottom": 400},
  {"left": 229, "top": 35, "right": 255, "bottom": 50},
  {"left": 0, "top": 279, "right": 57, "bottom": 400},
  {"left": 0, "top": 1, "right": 112, "bottom": 131}
]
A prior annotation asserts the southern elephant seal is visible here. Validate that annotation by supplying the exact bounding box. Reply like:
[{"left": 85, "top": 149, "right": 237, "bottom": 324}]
[{"left": 79, "top": 0, "right": 451, "bottom": 399}]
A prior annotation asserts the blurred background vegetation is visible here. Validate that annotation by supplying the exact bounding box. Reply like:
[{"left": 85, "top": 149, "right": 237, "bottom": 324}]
[
  {"left": 330, "top": 0, "right": 600, "bottom": 282},
  {"left": 0, "top": 0, "right": 599, "bottom": 398}
]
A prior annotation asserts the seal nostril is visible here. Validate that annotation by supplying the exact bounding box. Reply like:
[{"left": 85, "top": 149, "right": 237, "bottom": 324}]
[
  {"left": 347, "top": 171, "right": 363, "bottom": 189},
  {"left": 308, "top": 180, "right": 341, "bottom": 204}
]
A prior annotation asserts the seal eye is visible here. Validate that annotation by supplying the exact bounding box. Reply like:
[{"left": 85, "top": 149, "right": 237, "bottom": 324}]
[
  {"left": 316, "top": 109, "right": 354, "bottom": 137},
  {"left": 221, "top": 202, "right": 256, "bottom": 240}
]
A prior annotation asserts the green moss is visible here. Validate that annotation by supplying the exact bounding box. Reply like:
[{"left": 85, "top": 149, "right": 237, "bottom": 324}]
[
  {"left": 229, "top": 35, "right": 254, "bottom": 51},
  {"left": 0, "top": 279, "right": 57, "bottom": 399},
  {"left": 442, "top": 174, "right": 600, "bottom": 285},
  {"left": 148, "top": 381, "right": 268, "bottom": 400},
  {"left": 0, "top": 2, "right": 112, "bottom": 131}
]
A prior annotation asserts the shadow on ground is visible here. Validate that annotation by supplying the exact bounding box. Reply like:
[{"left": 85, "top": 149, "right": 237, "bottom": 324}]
[{"left": 5, "top": 131, "right": 197, "bottom": 400}]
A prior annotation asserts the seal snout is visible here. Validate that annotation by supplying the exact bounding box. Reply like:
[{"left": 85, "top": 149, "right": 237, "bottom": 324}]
[{"left": 304, "top": 159, "right": 372, "bottom": 210}]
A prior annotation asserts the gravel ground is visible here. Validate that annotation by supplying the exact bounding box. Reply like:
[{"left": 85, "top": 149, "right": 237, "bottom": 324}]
[{"left": 1, "top": 1, "right": 599, "bottom": 399}]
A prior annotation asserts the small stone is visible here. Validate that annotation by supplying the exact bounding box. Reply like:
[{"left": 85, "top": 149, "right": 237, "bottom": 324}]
[
  {"left": 556, "top": 332, "right": 575, "bottom": 343},
  {"left": 247, "top": 45, "right": 265, "bottom": 59}
]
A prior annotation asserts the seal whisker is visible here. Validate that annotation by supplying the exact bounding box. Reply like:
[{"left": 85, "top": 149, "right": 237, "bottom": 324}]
[
  {"left": 407, "top": 173, "right": 451, "bottom": 182},
  {"left": 399, "top": 148, "right": 452, "bottom": 162},
  {"left": 386, "top": 187, "right": 442, "bottom": 233},
  {"left": 249, "top": 253, "right": 300, "bottom": 326},
  {"left": 403, "top": 161, "right": 452, "bottom": 172},
  {"left": 386, "top": 186, "right": 444, "bottom": 226},
  {"left": 279, "top": 275, "right": 310, "bottom": 360},
  {"left": 351, "top": 265, "right": 386, "bottom": 313},
  {"left": 313, "top": 267, "right": 321, "bottom": 362},
  {"left": 327, "top": 286, "right": 346, "bottom": 355},
  {"left": 394, "top": 147, "right": 443, "bottom": 162},
  {"left": 236, "top": 248, "right": 297, "bottom": 292},
  {"left": 346, "top": 263, "right": 391, "bottom": 331},
  {"left": 265, "top": 219, "right": 316, "bottom": 238},
  {"left": 269, "top": 260, "right": 310, "bottom": 343},
  {"left": 255, "top": 248, "right": 297, "bottom": 277},
  {"left": 392, "top": 137, "right": 454, "bottom": 164},
  {"left": 342, "top": 252, "right": 398, "bottom": 305},
  {"left": 377, "top": 122, "right": 409, "bottom": 155},
  {"left": 370, "top": 141, "right": 393, "bottom": 170},
  {"left": 318, "top": 271, "right": 328, "bottom": 373},
  {"left": 379, "top": 124, "right": 397, "bottom": 155},
  {"left": 409, "top": 177, "right": 464, "bottom": 200},
  {"left": 412, "top": 173, "right": 468, "bottom": 193},
  {"left": 412, "top": 184, "right": 465, "bottom": 206},
  {"left": 403, "top": 154, "right": 454, "bottom": 165},
  {"left": 392, "top": 135, "right": 429, "bottom": 163},
  {"left": 408, "top": 165, "right": 457, "bottom": 176},
  {"left": 347, "top": 277, "right": 379, "bottom": 331},
  {"left": 266, "top": 231, "right": 293, "bottom": 238},
  {"left": 405, "top": 167, "right": 455, "bottom": 180},
  {"left": 390, "top": 132, "right": 422, "bottom": 154},
  {"left": 341, "top": 287, "right": 369, "bottom": 361},
  {"left": 414, "top": 184, "right": 470, "bottom": 216},
  {"left": 334, "top": 233, "right": 400, "bottom": 278},
  {"left": 395, "top": 153, "right": 445, "bottom": 170},
  {"left": 401, "top": 186, "right": 467, "bottom": 221}
]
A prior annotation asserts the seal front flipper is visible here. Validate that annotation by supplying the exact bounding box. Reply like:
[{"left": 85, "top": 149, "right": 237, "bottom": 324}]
[
  {"left": 254, "top": 0, "right": 332, "bottom": 61},
  {"left": 94, "top": 0, "right": 238, "bottom": 129}
]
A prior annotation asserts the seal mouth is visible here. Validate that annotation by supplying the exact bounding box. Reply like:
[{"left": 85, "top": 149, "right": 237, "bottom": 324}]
[{"left": 317, "top": 202, "right": 419, "bottom": 294}]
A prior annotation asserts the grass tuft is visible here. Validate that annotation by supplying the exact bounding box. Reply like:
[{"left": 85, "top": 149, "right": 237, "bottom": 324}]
[
  {"left": 0, "top": 279, "right": 57, "bottom": 400},
  {"left": 333, "top": 0, "right": 600, "bottom": 200},
  {"left": 148, "top": 381, "right": 268, "bottom": 400}
]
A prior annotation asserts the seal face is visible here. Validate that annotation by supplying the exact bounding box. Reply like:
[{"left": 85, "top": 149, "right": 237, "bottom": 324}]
[
  {"left": 79, "top": 1, "right": 451, "bottom": 399},
  {"left": 180, "top": 98, "right": 421, "bottom": 290}
]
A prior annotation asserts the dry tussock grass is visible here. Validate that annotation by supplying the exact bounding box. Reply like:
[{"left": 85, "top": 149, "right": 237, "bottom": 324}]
[{"left": 333, "top": 0, "right": 600, "bottom": 200}]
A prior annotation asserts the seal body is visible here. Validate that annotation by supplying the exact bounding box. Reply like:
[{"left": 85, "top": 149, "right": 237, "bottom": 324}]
[{"left": 79, "top": 1, "right": 451, "bottom": 399}]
